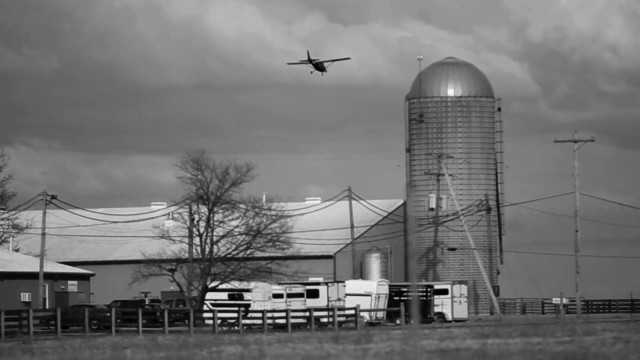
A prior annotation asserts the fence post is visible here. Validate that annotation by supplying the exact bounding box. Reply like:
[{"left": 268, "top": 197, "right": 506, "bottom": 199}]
[
  {"left": 332, "top": 307, "right": 338, "bottom": 331},
  {"left": 558, "top": 292, "right": 564, "bottom": 320},
  {"left": 84, "top": 307, "right": 90, "bottom": 336},
  {"left": 111, "top": 307, "right": 116, "bottom": 336},
  {"left": 399, "top": 303, "right": 405, "bottom": 326},
  {"left": 28, "top": 309, "right": 33, "bottom": 341},
  {"left": 212, "top": 310, "right": 218, "bottom": 334},
  {"left": 137, "top": 308, "right": 143, "bottom": 336},
  {"left": 286, "top": 309, "right": 292, "bottom": 334},
  {"left": 309, "top": 308, "right": 315, "bottom": 333},
  {"left": 56, "top": 308, "right": 61, "bottom": 338},
  {"left": 237, "top": 308, "right": 244, "bottom": 334},
  {"left": 355, "top": 305, "right": 361, "bottom": 331},
  {"left": 163, "top": 308, "right": 169, "bottom": 335},
  {"left": 189, "top": 309, "right": 194, "bottom": 336},
  {"left": 0, "top": 310, "right": 4, "bottom": 342},
  {"left": 262, "top": 310, "right": 268, "bottom": 334}
]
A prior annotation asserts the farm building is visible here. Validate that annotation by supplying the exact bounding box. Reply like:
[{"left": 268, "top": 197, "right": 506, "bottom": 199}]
[
  {"left": 0, "top": 249, "right": 94, "bottom": 309},
  {"left": 12, "top": 198, "right": 405, "bottom": 305}
]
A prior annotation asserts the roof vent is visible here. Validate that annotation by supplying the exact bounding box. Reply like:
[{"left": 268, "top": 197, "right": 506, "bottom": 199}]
[
  {"left": 150, "top": 202, "right": 167, "bottom": 209},
  {"left": 304, "top": 197, "right": 322, "bottom": 204}
]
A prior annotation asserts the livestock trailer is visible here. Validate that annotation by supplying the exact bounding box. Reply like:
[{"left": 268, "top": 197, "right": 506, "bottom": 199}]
[
  {"left": 345, "top": 279, "right": 389, "bottom": 324},
  {"left": 387, "top": 282, "right": 434, "bottom": 324}
]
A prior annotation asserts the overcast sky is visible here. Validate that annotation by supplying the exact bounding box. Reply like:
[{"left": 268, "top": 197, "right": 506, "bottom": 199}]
[{"left": 2, "top": 0, "right": 639, "bottom": 298}]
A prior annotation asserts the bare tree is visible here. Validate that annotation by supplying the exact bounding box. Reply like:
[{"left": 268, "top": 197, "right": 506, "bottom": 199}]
[
  {"left": 133, "top": 150, "right": 294, "bottom": 308},
  {"left": 0, "top": 149, "right": 29, "bottom": 250}
]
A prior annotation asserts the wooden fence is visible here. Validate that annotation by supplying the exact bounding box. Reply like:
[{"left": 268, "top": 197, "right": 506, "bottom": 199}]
[
  {"left": 499, "top": 298, "right": 640, "bottom": 316},
  {"left": 0, "top": 304, "right": 408, "bottom": 341}
]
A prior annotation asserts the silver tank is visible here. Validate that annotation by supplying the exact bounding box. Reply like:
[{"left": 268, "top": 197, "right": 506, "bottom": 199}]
[{"left": 361, "top": 247, "right": 389, "bottom": 281}]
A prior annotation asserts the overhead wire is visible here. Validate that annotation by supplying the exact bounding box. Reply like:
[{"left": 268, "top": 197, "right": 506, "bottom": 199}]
[
  {"left": 504, "top": 249, "right": 640, "bottom": 259},
  {"left": 48, "top": 201, "right": 173, "bottom": 224},
  {"left": 228, "top": 189, "right": 350, "bottom": 214},
  {"left": 350, "top": 191, "right": 405, "bottom": 222},
  {"left": 512, "top": 204, "right": 640, "bottom": 230},
  {"left": 503, "top": 192, "right": 574, "bottom": 207},
  {"left": 52, "top": 196, "right": 193, "bottom": 217},
  {"left": 0, "top": 193, "right": 43, "bottom": 220},
  {"left": 580, "top": 192, "right": 640, "bottom": 211}
]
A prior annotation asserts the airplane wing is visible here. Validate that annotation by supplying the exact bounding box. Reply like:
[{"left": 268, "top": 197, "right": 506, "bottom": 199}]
[
  {"left": 286, "top": 60, "right": 311, "bottom": 65},
  {"left": 318, "top": 57, "right": 351, "bottom": 64}
]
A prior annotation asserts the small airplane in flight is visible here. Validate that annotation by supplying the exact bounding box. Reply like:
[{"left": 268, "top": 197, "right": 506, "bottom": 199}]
[{"left": 287, "top": 50, "right": 351, "bottom": 75}]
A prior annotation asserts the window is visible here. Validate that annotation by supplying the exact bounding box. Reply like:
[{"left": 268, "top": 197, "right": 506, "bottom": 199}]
[
  {"left": 287, "top": 292, "right": 305, "bottom": 299},
  {"left": 434, "top": 288, "right": 449, "bottom": 296},
  {"left": 228, "top": 293, "right": 245, "bottom": 301},
  {"left": 273, "top": 293, "right": 284, "bottom": 299},
  {"left": 306, "top": 289, "right": 320, "bottom": 299}
]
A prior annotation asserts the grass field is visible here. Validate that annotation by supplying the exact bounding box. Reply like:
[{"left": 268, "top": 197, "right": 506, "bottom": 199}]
[{"left": 1, "top": 315, "right": 639, "bottom": 359}]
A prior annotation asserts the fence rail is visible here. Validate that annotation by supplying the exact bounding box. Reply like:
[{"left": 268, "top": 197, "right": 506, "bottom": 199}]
[
  {"left": 0, "top": 305, "right": 407, "bottom": 341},
  {"left": 499, "top": 298, "right": 640, "bottom": 316}
]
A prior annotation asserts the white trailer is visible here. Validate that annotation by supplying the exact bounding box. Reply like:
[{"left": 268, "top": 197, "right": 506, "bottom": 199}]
[
  {"left": 270, "top": 284, "right": 307, "bottom": 326},
  {"left": 429, "top": 280, "right": 468, "bottom": 322},
  {"left": 202, "top": 281, "right": 272, "bottom": 325},
  {"left": 279, "top": 280, "right": 346, "bottom": 325},
  {"left": 345, "top": 279, "right": 389, "bottom": 324}
]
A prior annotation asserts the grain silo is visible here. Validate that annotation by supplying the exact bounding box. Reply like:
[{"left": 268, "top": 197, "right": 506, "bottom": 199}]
[{"left": 404, "top": 56, "right": 503, "bottom": 315}]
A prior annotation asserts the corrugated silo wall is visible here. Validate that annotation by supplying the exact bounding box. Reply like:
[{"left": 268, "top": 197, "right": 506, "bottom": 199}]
[{"left": 406, "top": 97, "right": 501, "bottom": 316}]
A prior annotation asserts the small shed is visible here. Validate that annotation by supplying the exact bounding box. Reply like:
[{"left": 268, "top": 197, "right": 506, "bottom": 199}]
[{"left": 0, "top": 250, "right": 94, "bottom": 309}]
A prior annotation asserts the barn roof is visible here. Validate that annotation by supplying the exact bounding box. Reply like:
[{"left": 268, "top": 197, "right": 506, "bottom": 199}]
[
  {"left": 0, "top": 249, "right": 94, "bottom": 275},
  {"left": 12, "top": 199, "right": 404, "bottom": 263}
]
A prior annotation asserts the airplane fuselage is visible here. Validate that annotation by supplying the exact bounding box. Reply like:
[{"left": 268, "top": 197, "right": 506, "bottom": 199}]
[{"left": 310, "top": 60, "right": 327, "bottom": 73}]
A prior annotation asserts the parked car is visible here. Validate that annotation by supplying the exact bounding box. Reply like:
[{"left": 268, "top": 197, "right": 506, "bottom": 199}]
[
  {"left": 107, "top": 298, "right": 165, "bottom": 327},
  {"left": 163, "top": 297, "right": 201, "bottom": 326},
  {"left": 47, "top": 303, "right": 112, "bottom": 331}
]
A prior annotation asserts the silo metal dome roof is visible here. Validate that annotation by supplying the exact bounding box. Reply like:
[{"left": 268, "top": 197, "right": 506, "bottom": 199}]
[{"left": 406, "top": 56, "right": 494, "bottom": 99}]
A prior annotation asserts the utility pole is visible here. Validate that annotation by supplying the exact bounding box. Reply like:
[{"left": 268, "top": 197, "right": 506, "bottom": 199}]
[
  {"left": 485, "top": 194, "right": 495, "bottom": 295},
  {"left": 424, "top": 153, "right": 453, "bottom": 281},
  {"left": 442, "top": 165, "right": 501, "bottom": 316},
  {"left": 554, "top": 131, "right": 594, "bottom": 318},
  {"left": 38, "top": 191, "right": 55, "bottom": 309},
  {"left": 347, "top": 186, "right": 357, "bottom": 279}
]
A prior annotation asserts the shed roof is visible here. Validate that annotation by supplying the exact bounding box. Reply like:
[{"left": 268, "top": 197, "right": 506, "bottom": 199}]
[
  {"left": 13, "top": 199, "right": 404, "bottom": 263},
  {"left": 0, "top": 249, "right": 94, "bottom": 275}
]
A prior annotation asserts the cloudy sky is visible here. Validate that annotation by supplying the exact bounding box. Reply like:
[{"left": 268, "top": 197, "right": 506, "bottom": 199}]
[{"left": 2, "top": 0, "right": 640, "bottom": 298}]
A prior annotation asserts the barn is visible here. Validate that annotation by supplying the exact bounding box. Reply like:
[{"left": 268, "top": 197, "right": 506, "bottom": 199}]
[
  {"left": 14, "top": 198, "right": 405, "bottom": 305},
  {"left": 0, "top": 249, "right": 94, "bottom": 309}
]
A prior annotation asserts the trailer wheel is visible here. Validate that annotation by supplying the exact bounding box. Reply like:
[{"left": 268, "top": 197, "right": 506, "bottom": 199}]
[
  {"left": 89, "top": 320, "right": 100, "bottom": 331},
  {"left": 434, "top": 313, "right": 447, "bottom": 323},
  {"left": 219, "top": 319, "right": 239, "bottom": 331}
]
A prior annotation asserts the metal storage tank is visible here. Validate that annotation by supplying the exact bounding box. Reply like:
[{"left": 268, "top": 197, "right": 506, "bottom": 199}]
[
  {"left": 404, "top": 56, "right": 504, "bottom": 316},
  {"left": 361, "top": 247, "right": 389, "bottom": 281}
]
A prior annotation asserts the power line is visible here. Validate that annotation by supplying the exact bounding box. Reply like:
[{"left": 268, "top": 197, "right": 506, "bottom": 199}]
[
  {"left": 52, "top": 196, "right": 192, "bottom": 217},
  {"left": 48, "top": 202, "right": 172, "bottom": 224},
  {"left": 581, "top": 192, "right": 640, "bottom": 211},
  {"left": 503, "top": 192, "right": 574, "bottom": 207},
  {"left": 512, "top": 204, "right": 640, "bottom": 230},
  {"left": 505, "top": 249, "right": 640, "bottom": 259}
]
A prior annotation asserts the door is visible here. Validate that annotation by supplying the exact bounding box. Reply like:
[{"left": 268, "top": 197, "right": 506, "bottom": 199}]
[
  {"left": 433, "top": 285, "right": 452, "bottom": 320},
  {"left": 452, "top": 284, "right": 468, "bottom": 320}
]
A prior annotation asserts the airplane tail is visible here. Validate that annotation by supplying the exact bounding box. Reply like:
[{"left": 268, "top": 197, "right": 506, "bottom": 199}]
[{"left": 307, "top": 50, "right": 312, "bottom": 61}]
